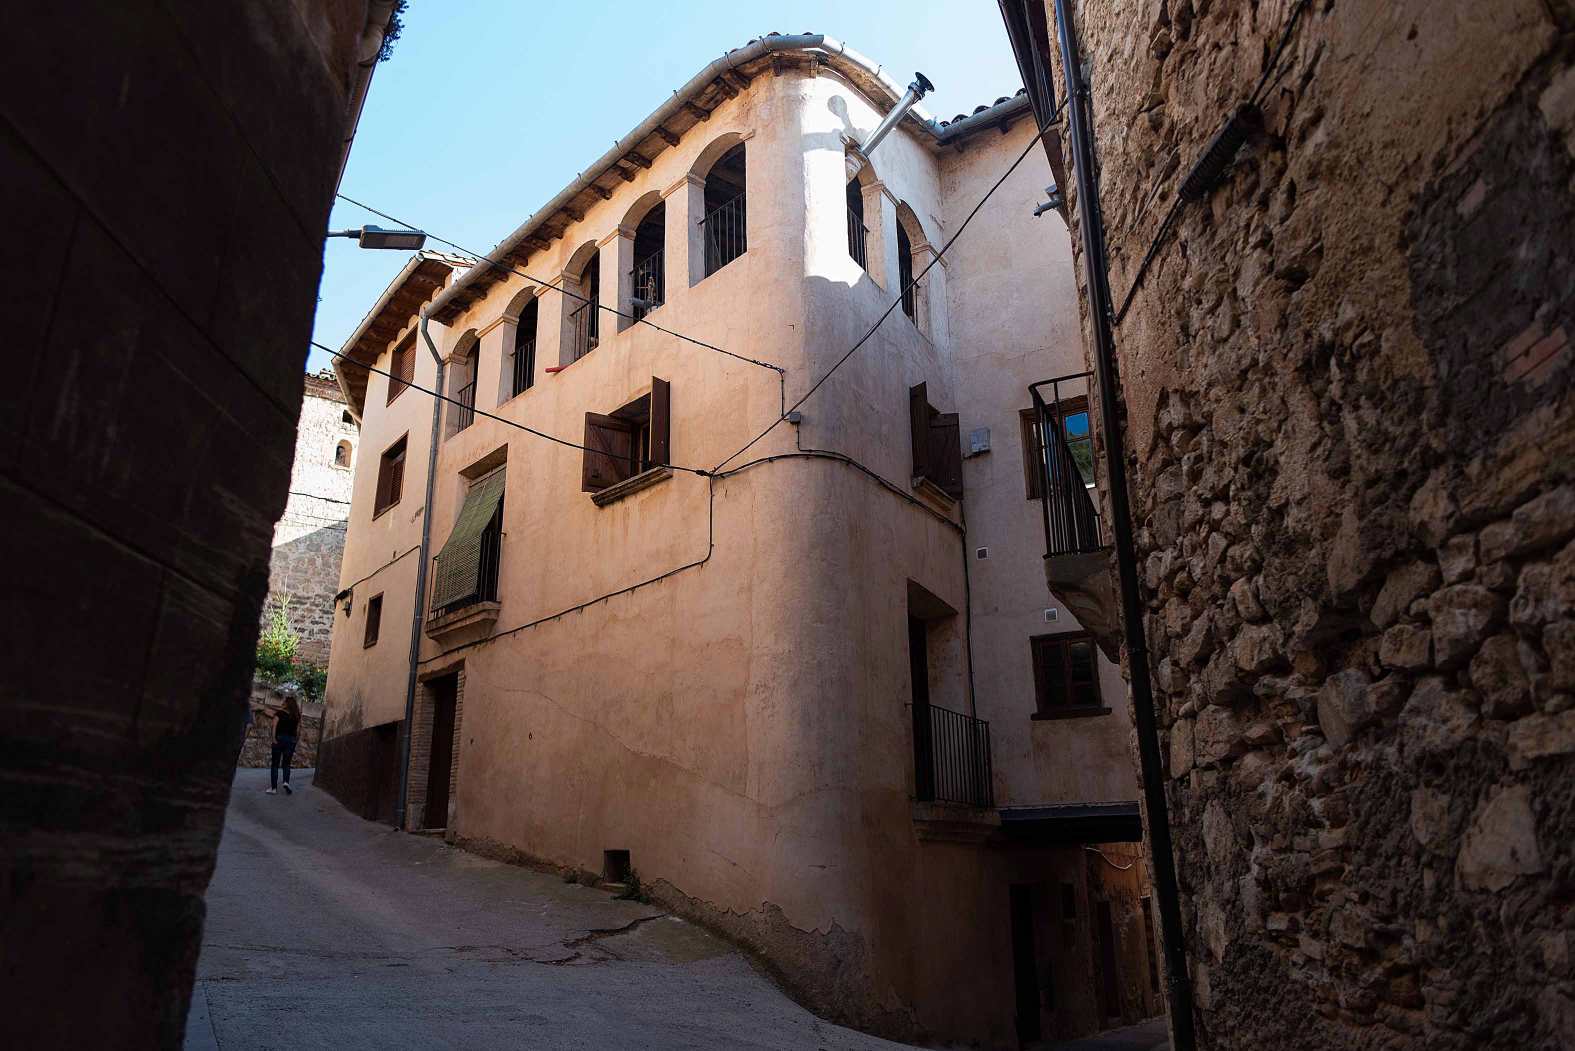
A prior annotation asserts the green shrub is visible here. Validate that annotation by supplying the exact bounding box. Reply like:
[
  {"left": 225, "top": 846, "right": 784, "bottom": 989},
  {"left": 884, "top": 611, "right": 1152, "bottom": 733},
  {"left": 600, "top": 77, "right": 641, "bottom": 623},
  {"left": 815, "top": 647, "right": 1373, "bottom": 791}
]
[
  {"left": 293, "top": 662, "right": 327, "bottom": 703},
  {"left": 255, "top": 595, "right": 299, "bottom": 683}
]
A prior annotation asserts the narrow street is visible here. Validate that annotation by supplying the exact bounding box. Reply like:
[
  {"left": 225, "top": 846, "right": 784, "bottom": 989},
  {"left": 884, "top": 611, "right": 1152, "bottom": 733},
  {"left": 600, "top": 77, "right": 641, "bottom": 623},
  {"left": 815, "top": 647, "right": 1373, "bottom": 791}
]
[{"left": 185, "top": 769, "right": 917, "bottom": 1051}]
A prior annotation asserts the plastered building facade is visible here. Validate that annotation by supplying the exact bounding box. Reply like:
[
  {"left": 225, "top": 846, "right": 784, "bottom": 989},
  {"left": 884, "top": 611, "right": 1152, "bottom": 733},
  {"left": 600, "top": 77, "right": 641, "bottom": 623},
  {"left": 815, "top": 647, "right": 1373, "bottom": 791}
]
[{"left": 321, "top": 35, "right": 1163, "bottom": 1046}]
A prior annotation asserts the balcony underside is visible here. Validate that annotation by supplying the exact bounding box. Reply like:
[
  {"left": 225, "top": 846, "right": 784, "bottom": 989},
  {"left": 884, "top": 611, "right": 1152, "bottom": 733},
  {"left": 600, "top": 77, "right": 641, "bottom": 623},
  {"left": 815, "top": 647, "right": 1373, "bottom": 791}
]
[{"left": 1044, "top": 549, "right": 1120, "bottom": 663}]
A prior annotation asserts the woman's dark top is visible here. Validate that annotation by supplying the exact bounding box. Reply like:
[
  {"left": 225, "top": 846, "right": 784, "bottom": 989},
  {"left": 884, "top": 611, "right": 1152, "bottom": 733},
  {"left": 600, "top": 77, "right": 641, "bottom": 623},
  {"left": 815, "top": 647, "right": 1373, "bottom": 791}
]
[{"left": 275, "top": 711, "right": 300, "bottom": 739}]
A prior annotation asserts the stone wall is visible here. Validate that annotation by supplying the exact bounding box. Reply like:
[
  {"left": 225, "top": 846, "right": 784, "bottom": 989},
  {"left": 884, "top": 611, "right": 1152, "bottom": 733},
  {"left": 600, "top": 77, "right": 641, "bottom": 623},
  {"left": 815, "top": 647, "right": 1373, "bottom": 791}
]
[
  {"left": 0, "top": 3, "right": 378, "bottom": 1047},
  {"left": 267, "top": 373, "right": 357, "bottom": 666},
  {"left": 1045, "top": 1, "right": 1575, "bottom": 1047},
  {"left": 238, "top": 684, "right": 324, "bottom": 769}
]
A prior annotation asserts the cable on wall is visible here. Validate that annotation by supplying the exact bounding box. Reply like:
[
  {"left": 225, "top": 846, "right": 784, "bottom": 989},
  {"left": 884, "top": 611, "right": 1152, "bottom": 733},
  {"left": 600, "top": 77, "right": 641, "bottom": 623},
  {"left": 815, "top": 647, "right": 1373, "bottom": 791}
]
[{"left": 334, "top": 193, "right": 786, "bottom": 376}]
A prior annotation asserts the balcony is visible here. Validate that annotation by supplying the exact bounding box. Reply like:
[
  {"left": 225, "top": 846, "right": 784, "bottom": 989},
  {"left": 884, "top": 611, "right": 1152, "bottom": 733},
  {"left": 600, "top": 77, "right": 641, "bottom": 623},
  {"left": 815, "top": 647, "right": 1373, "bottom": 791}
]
[
  {"left": 911, "top": 702, "right": 994, "bottom": 809},
  {"left": 425, "top": 489, "right": 503, "bottom": 638},
  {"left": 1030, "top": 373, "right": 1118, "bottom": 659}
]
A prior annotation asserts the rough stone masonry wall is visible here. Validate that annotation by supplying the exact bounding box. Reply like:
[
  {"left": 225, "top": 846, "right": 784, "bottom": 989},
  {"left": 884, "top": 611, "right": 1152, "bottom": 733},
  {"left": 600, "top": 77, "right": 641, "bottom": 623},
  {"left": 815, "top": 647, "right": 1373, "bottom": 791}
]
[
  {"left": 1050, "top": 1, "right": 1575, "bottom": 1047},
  {"left": 0, "top": 4, "right": 372, "bottom": 1048},
  {"left": 267, "top": 373, "right": 357, "bottom": 666}
]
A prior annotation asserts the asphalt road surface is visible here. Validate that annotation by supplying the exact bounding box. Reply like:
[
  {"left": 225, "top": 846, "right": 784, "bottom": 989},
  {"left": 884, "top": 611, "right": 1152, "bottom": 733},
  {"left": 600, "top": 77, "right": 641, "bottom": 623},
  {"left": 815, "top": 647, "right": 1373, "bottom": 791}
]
[{"left": 185, "top": 768, "right": 918, "bottom": 1051}]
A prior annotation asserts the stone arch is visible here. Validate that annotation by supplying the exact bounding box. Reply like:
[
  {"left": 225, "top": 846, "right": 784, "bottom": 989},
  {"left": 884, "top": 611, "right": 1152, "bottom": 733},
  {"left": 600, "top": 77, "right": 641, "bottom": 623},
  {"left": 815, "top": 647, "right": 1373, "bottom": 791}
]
[
  {"left": 334, "top": 439, "right": 353, "bottom": 469},
  {"left": 846, "top": 149, "right": 884, "bottom": 281},
  {"left": 500, "top": 286, "right": 541, "bottom": 401},
  {"left": 445, "top": 328, "right": 481, "bottom": 437},
  {"left": 559, "top": 240, "right": 601, "bottom": 364},
  {"left": 689, "top": 130, "right": 747, "bottom": 183}
]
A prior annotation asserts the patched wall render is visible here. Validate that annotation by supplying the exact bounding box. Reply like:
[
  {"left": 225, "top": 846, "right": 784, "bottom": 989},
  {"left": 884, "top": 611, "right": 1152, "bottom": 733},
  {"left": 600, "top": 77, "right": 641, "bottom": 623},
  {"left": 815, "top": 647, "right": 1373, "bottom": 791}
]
[{"left": 1041, "top": 0, "right": 1575, "bottom": 1047}]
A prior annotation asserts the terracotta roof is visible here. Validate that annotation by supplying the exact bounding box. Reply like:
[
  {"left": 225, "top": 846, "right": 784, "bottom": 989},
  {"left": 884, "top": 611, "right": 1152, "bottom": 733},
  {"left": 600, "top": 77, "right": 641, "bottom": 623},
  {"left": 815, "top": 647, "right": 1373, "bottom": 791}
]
[
  {"left": 937, "top": 87, "right": 1031, "bottom": 128},
  {"left": 332, "top": 250, "right": 474, "bottom": 416}
]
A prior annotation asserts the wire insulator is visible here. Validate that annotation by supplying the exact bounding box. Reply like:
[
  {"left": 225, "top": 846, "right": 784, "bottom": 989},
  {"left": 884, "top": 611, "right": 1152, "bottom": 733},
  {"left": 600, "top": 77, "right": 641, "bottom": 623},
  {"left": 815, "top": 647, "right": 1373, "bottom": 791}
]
[{"left": 1177, "top": 104, "right": 1261, "bottom": 202}]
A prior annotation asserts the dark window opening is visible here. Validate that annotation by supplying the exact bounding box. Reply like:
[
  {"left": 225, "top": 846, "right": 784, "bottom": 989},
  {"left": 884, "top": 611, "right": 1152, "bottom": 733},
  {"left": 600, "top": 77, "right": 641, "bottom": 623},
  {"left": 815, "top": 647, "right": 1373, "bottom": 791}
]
[
  {"left": 363, "top": 593, "right": 383, "bottom": 647},
  {"left": 1031, "top": 632, "right": 1105, "bottom": 717},
  {"left": 569, "top": 252, "right": 600, "bottom": 361},
  {"left": 582, "top": 378, "right": 671, "bottom": 493},
  {"left": 334, "top": 440, "right": 352, "bottom": 467},
  {"left": 847, "top": 177, "right": 868, "bottom": 270},
  {"left": 388, "top": 337, "right": 415, "bottom": 404},
  {"left": 1021, "top": 398, "right": 1093, "bottom": 499},
  {"left": 908, "top": 382, "right": 963, "bottom": 499},
  {"left": 342, "top": 409, "right": 354, "bottom": 425},
  {"left": 374, "top": 435, "right": 407, "bottom": 517},
  {"left": 512, "top": 297, "right": 537, "bottom": 397},
  {"left": 702, "top": 143, "right": 746, "bottom": 276},
  {"left": 1010, "top": 885, "right": 1042, "bottom": 1044},
  {"left": 603, "top": 849, "right": 631, "bottom": 884},
  {"left": 897, "top": 219, "right": 916, "bottom": 320},
  {"left": 632, "top": 203, "right": 665, "bottom": 320}
]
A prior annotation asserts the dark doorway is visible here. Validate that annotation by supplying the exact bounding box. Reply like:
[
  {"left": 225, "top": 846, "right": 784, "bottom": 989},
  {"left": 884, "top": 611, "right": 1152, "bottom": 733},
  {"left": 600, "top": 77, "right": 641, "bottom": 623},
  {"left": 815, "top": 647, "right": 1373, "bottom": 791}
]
[
  {"left": 1010, "top": 884, "right": 1042, "bottom": 1043},
  {"left": 424, "top": 676, "right": 458, "bottom": 829},
  {"left": 908, "top": 616, "right": 935, "bottom": 801},
  {"left": 1096, "top": 900, "right": 1122, "bottom": 1020}
]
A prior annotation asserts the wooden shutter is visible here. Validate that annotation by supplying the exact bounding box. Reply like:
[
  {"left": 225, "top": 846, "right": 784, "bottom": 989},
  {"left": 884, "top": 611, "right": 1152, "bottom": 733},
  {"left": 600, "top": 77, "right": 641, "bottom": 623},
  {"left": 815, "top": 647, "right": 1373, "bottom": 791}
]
[
  {"left": 388, "top": 339, "right": 414, "bottom": 404},
  {"left": 1021, "top": 409, "right": 1044, "bottom": 500},
  {"left": 909, "top": 382, "right": 931, "bottom": 481},
  {"left": 930, "top": 411, "right": 963, "bottom": 499},
  {"left": 650, "top": 377, "right": 671, "bottom": 467},
  {"left": 582, "top": 412, "right": 635, "bottom": 491}
]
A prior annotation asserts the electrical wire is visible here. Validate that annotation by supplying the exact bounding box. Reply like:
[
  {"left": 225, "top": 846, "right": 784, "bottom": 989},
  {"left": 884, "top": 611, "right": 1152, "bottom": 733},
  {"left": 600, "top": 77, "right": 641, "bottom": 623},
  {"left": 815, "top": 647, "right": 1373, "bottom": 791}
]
[
  {"left": 1111, "top": 0, "right": 1315, "bottom": 327},
  {"left": 311, "top": 339, "right": 713, "bottom": 477},
  {"left": 333, "top": 544, "right": 421, "bottom": 603},
  {"left": 334, "top": 193, "right": 785, "bottom": 376},
  {"left": 709, "top": 119, "right": 1058, "bottom": 474}
]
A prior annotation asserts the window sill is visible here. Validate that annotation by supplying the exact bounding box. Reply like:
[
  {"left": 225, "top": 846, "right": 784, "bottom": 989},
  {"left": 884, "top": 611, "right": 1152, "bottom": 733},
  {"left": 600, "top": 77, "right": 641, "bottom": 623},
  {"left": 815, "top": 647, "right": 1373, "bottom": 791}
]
[
  {"left": 1031, "top": 706, "right": 1112, "bottom": 721},
  {"left": 591, "top": 466, "right": 673, "bottom": 507},
  {"left": 371, "top": 501, "right": 400, "bottom": 522},
  {"left": 425, "top": 600, "right": 500, "bottom": 639},
  {"left": 910, "top": 475, "right": 957, "bottom": 505}
]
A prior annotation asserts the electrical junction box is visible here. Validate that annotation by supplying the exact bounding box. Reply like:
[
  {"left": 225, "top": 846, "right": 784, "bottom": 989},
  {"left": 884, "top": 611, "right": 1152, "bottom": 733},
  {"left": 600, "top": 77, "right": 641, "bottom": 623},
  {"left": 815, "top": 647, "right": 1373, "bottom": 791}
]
[{"left": 967, "top": 427, "right": 991, "bottom": 456}]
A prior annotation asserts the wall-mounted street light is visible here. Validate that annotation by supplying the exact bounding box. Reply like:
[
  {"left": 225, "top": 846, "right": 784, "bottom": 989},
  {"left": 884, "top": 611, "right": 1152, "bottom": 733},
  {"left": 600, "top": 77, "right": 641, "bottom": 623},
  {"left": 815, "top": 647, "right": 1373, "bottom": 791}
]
[{"left": 327, "top": 224, "right": 427, "bottom": 250}]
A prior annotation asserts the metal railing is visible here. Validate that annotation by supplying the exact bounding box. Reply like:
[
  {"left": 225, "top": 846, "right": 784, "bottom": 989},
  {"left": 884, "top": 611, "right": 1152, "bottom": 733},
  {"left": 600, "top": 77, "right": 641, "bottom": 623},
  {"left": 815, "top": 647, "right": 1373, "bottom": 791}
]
[
  {"left": 429, "top": 512, "right": 501, "bottom": 621},
  {"left": 911, "top": 703, "right": 995, "bottom": 808},
  {"left": 1030, "top": 372, "right": 1105, "bottom": 558},
  {"left": 848, "top": 207, "right": 868, "bottom": 270},
  {"left": 701, "top": 191, "right": 746, "bottom": 275},
  {"left": 512, "top": 338, "right": 535, "bottom": 397},
  {"left": 453, "top": 378, "right": 476, "bottom": 433},
  {"left": 569, "top": 299, "right": 599, "bottom": 361},
  {"left": 632, "top": 249, "right": 665, "bottom": 320}
]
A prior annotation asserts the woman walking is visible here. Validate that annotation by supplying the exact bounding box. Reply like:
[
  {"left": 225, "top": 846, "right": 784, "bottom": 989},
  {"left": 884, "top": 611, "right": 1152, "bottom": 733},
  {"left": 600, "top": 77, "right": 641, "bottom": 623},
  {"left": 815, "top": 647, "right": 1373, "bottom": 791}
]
[{"left": 266, "top": 694, "right": 302, "bottom": 796}]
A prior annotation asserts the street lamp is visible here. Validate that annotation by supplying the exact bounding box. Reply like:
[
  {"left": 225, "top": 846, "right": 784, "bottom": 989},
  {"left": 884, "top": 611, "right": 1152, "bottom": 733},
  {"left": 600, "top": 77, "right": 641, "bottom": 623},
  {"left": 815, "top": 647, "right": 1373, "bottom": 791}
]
[{"left": 326, "top": 224, "right": 427, "bottom": 250}]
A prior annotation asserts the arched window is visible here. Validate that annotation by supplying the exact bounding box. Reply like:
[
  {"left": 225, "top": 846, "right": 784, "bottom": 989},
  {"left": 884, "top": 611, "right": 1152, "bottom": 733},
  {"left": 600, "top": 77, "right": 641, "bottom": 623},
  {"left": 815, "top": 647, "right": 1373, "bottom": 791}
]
[
  {"left": 568, "top": 251, "right": 599, "bottom": 361},
  {"left": 632, "top": 202, "right": 665, "bottom": 320},
  {"left": 701, "top": 143, "right": 746, "bottom": 276},
  {"left": 511, "top": 296, "right": 537, "bottom": 397},
  {"left": 449, "top": 332, "right": 479, "bottom": 434},
  {"left": 334, "top": 440, "right": 353, "bottom": 468},
  {"left": 847, "top": 178, "right": 869, "bottom": 270},
  {"left": 897, "top": 219, "right": 915, "bottom": 321}
]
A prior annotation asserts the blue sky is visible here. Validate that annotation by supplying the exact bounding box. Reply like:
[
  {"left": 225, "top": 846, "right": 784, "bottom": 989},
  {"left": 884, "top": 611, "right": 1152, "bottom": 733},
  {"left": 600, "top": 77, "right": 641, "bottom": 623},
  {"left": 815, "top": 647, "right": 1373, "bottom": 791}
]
[{"left": 308, "top": 1, "right": 1025, "bottom": 372}]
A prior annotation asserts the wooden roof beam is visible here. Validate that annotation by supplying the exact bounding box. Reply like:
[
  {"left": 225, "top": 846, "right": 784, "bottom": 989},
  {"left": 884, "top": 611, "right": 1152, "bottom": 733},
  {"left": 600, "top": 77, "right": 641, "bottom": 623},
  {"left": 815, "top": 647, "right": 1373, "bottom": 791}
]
[
  {"left": 655, "top": 126, "right": 680, "bottom": 147},
  {"left": 623, "top": 152, "right": 651, "bottom": 170},
  {"left": 684, "top": 101, "right": 711, "bottom": 122}
]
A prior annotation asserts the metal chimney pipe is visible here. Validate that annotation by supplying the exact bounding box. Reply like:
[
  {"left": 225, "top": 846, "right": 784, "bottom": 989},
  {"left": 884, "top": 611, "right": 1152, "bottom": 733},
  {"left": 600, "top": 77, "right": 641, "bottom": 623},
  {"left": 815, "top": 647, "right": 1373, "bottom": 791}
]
[{"left": 860, "top": 71, "right": 935, "bottom": 157}]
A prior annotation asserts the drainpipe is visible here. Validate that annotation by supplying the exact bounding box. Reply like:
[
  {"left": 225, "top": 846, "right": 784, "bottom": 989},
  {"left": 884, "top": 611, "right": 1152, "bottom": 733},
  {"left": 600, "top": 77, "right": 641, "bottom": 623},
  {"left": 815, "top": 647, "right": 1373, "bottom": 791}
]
[
  {"left": 393, "top": 309, "right": 445, "bottom": 830},
  {"left": 1050, "top": 0, "right": 1196, "bottom": 1046}
]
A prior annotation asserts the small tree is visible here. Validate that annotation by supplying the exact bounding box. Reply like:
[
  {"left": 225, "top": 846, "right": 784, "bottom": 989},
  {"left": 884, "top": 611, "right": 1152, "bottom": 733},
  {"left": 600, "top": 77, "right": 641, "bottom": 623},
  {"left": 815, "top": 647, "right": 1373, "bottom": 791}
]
[
  {"left": 255, "top": 594, "right": 299, "bottom": 683},
  {"left": 292, "top": 662, "right": 327, "bottom": 703}
]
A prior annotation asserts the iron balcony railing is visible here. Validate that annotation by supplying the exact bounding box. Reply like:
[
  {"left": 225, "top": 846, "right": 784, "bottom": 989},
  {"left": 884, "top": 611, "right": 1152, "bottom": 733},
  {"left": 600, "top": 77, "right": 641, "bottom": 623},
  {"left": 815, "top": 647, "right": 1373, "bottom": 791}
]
[
  {"left": 847, "top": 207, "right": 868, "bottom": 270},
  {"left": 1030, "top": 372, "right": 1105, "bottom": 558},
  {"left": 911, "top": 703, "right": 995, "bottom": 808},
  {"left": 701, "top": 191, "right": 746, "bottom": 275},
  {"left": 632, "top": 249, "right": 665, "bottom": 320},
  {"left": 569, "top": 298, "right": 599, "bottom": 361},
  {"left": 429, "top": 512, "right": 502, "bottom": 622},
  {"left": 454, "top": 378, "right": 476, "bottom": 433},
  {"left": 512, "top": 338, "right": 536, "bottom": 397}
]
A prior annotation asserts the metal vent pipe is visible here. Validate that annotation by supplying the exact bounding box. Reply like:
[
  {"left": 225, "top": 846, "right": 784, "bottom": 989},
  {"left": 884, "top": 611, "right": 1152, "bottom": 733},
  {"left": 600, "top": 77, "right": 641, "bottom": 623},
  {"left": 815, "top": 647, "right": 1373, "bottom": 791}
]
[{"left": 860, "top": 71, "right": 935, "bottom": 157}]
